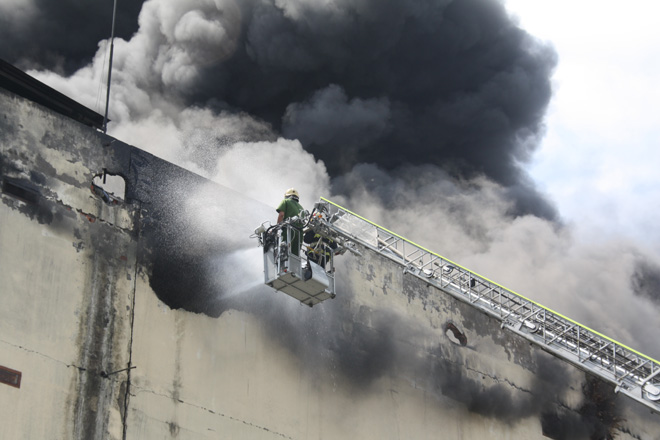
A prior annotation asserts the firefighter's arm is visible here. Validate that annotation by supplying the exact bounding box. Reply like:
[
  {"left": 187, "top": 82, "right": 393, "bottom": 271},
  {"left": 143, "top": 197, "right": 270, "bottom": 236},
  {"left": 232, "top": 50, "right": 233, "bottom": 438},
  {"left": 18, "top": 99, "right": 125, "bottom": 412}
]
[{"left": 277, "top": 210, "right": 284, "bottom": 224}]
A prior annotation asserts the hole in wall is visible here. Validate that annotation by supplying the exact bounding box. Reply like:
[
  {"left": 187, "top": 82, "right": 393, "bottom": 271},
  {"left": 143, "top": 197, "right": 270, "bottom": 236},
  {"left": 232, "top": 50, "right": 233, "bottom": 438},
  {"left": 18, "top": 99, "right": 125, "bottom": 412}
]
[
  {"left": 91, "top": 171, "right": 125, "bottom": 204},
  {"left": 444, "top": 322, "right": 468, "bottom": 346}
]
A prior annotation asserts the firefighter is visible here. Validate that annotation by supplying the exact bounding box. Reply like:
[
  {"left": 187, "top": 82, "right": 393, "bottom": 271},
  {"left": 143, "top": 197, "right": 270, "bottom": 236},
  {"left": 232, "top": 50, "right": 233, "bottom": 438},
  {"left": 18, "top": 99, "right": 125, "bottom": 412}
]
[
  {"left": 303, "top": 229, "right": 338, "bottom": 269},
  {"left": 276, "top": 188, "right": 304, "bottom": 256}
]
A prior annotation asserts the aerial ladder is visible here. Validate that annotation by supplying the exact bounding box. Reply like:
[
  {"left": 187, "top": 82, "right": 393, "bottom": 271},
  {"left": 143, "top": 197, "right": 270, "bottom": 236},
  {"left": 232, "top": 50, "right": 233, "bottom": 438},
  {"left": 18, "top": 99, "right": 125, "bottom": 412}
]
[{"left": 253, "top": 197, "right": 660, "bottom": 413}]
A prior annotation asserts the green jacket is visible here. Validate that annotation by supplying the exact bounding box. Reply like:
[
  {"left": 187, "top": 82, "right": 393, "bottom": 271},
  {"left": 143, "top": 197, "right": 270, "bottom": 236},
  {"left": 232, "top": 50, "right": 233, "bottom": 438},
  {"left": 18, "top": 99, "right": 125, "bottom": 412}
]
[{"left": 276, "top": 198, "right": 304, "bottom": 224}]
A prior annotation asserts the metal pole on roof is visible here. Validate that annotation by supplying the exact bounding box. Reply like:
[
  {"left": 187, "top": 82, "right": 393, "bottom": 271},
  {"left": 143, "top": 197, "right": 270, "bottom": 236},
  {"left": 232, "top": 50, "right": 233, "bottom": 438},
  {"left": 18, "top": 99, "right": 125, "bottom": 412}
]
[{"left": 103, "top": 0, "right": 118, "bottom": 133}]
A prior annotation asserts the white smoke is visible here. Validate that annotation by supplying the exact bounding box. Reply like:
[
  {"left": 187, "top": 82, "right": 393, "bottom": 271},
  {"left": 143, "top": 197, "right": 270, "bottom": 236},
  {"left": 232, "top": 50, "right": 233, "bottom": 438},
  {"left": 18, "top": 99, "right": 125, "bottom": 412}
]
[
  {"left": 335, "top": 165, "right": 660, "bottom": 358},
  {"left": 28, "top": 0, "right": 240, "bottom": 121}
]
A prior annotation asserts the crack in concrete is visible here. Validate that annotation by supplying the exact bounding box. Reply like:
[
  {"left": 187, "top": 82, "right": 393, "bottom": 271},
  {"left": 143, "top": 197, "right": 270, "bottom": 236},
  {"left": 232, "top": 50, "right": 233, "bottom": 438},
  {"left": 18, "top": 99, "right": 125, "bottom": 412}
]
[
  {"left": 0, "top": 338, "right": 87, "bottom": 372},
  {"left": 428, "top": 349, "right": 535, "bottom": 398},
  {"left": 462, "top": 362, "right": 532, "bottom": 394},
  {"left": 129, "top": 384, "right": 294, "bottom": 439},
  {"left": 46, "top": 195, "right": 136, "bottom": 234},
  {"left": 73, "top": 205, "right": 134, "bottom": 235}
]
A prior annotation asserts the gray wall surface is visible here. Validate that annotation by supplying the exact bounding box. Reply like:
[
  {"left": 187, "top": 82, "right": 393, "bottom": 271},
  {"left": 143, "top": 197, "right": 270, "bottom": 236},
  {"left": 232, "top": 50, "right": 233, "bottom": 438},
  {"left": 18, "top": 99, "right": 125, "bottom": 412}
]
[{"left": 1, "top": 87, "right": 658, "bottom": 439}]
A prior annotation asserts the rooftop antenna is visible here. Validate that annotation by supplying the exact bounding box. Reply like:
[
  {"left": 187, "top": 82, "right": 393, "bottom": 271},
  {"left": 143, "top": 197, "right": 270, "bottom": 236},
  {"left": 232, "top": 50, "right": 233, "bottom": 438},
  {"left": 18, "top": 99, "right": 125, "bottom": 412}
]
[{"left": 102, "top": 0, "right": 118, "bottom": 133}]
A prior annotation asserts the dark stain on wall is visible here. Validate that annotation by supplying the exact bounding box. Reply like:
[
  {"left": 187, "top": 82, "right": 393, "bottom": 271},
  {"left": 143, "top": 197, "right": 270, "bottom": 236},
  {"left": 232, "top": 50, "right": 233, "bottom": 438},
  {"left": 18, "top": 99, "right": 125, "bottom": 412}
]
[{"left": 541, "top": 376, "right": 623, "bottom": 440}]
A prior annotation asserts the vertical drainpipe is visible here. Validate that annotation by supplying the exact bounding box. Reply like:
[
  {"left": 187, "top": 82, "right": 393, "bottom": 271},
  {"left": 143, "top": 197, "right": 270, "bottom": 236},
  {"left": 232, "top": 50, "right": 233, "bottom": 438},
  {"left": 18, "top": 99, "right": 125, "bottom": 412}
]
[{"left": 121, "top": 200, "right": 141, "bottom": 440}]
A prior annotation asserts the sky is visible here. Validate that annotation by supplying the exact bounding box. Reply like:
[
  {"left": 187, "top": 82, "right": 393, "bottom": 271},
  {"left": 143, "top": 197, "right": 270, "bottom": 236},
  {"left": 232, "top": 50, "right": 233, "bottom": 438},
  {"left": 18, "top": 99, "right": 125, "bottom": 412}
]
[
  {"left": 1, "top": 0, "right": 659, "bottom": 360},
  {"left": 505, "top": 0, "right": 660, "bottom": 253}
]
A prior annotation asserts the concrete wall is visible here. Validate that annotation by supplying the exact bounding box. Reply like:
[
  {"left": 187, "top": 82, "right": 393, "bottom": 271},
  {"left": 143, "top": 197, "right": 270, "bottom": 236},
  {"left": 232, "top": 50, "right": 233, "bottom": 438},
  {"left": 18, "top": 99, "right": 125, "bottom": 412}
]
[
  {"left": 1, "top": 86, "right": 659, "bottom": 439},
  {"left": 0, "top": 88, "right": 136, "bottom": 439}
]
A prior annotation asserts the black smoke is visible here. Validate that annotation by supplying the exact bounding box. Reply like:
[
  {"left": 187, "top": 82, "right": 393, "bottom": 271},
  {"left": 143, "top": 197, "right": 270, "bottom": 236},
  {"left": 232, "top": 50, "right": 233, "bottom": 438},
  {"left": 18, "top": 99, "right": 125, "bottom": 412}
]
[
  {"left": 0, "top": 0, "right": 557, "bottom": 219},
  {"left": 0, "top": 0, "right": 145, "bottom": 74},
  {"left": 206, "top": 0, "right": 558, "bottom": 217}
]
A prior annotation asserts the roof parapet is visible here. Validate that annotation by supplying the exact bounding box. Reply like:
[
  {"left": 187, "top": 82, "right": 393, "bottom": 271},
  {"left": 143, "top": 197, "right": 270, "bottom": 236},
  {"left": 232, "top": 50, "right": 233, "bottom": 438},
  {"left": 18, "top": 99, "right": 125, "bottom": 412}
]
[{"left": 0, "top": 59, "right": 105, "bottom": 130}]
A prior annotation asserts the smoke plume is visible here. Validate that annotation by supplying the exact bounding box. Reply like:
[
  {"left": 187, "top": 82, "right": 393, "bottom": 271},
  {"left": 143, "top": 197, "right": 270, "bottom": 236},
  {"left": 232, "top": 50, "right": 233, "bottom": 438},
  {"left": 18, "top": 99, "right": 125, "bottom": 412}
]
[{"left": 1, "top": 0, "right": 558, "bottom": 217}]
